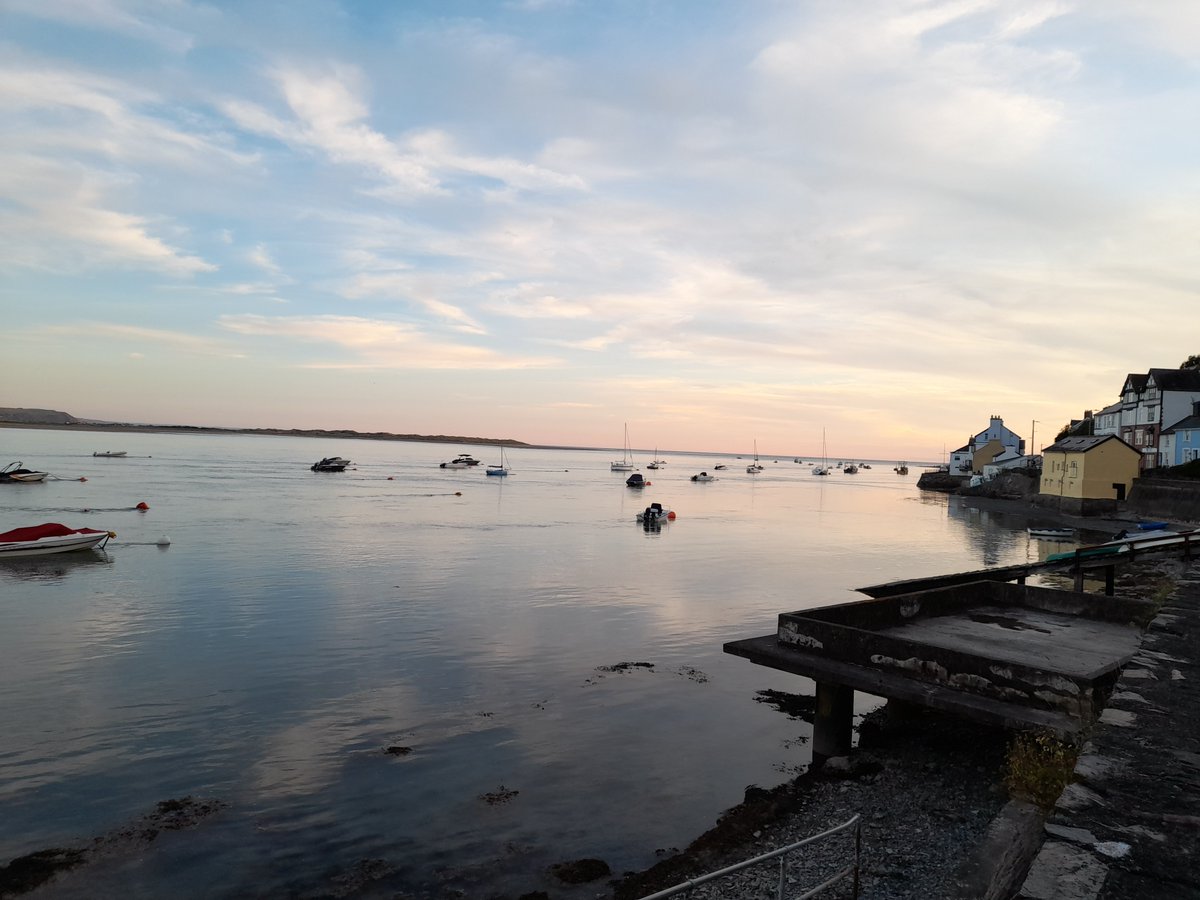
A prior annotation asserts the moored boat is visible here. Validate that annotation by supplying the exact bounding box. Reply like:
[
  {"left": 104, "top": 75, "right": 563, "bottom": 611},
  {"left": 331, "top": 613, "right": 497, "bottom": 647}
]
[
  {"left": 311, "top": 457, "right": 350, "bottom": 472},
  {"left": 0, "top": 461, "right": 48, "bottom": 483},
  {"left": 0, "top": 523, "right": 115, "bottom": 558},
  {"left": 441, "top": 452, "right": 481, "bottom": 469},
  {"left": 1027, "top": 527, "right": 1075, "bottom": 539},
  {"left": 626, "top": 473, "right": 648, "bottom": 488},
  {"left": 690, "top": 471, "right": 716, "bottom": 482},
  {"left": 93, "top": 451, "right": 128, "bottom": 458},
  {"left": 485, "top": 446, "right": 510, "bottom": 477},
  {"left": 635, "top": 502, "right": 674, "bottom": 523},
  {"left": 611, "top": 424, "right": 636, "bottom": 471}
]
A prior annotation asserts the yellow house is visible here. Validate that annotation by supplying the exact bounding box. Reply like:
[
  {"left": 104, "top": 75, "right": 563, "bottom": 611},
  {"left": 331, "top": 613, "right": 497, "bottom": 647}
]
[
  {"left": 1039, "top": 434, "right": 1140, "bottom": 512},
  {"left": 970, "top": 438, "right": 1005, "bottom": 474}
]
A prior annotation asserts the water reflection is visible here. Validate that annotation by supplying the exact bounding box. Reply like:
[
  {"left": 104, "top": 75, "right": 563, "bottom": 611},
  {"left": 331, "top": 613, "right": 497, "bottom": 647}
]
[
  {"left": 0, "top": 550, "right": 112, "bottom": 582},
  {"left": 0, "top": 430, "right": 1060, "bottom": 896}
]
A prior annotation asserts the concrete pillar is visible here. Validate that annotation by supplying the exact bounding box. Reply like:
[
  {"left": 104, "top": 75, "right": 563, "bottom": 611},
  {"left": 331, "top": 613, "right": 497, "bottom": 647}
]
[
  {"left": 1105, "top": 565, "right": 1115, "bottom": 596},
  {"left": 812, "top": 681, "right": 854, "bottom": 763}
]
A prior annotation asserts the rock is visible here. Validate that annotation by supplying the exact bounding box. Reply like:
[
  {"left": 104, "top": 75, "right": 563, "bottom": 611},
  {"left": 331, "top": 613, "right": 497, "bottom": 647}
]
[{"left": 550, "top": 857, "right": 611, "bottom": 884}]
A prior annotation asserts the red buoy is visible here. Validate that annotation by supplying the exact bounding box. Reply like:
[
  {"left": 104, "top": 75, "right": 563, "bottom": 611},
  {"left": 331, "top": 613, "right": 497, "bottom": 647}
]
[
  {"left": 135, "top": 501, "right": 150, "bottom": 511},
  {"left": 666, "top": 511, "right": 676, "bottom": 520}
]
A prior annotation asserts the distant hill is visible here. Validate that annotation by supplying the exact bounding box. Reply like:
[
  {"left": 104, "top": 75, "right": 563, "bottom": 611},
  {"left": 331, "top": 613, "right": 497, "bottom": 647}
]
[{"left": 0, "top": 407, "right": 79, "bottom": 425}]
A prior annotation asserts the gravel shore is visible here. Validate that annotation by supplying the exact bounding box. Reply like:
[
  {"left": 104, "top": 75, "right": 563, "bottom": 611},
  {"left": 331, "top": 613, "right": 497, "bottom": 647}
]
[
  {"left": 612, "top": 707, "right": 1011, "bottom": 900},
  {"left": 611, "top": 558, "right": 1184, "bottom": 900}
]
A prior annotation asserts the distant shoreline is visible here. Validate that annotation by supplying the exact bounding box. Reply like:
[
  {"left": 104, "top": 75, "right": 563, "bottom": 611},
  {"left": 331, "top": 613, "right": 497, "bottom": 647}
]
[
  {"left": 0, "top": 420, "right": 598, "bottom": 453},
  {"left": 1, "top": 420, "right": 935, "bottom": 463}
]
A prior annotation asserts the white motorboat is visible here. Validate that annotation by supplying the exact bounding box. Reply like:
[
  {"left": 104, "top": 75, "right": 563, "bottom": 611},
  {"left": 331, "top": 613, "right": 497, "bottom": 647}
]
[
  {"left": 312, "top": 456, "right": 351, "bottom": 472},
  {"left": 635, "top": 502, "right": 674, "bottom": 523},
  {"left": 0, "top": 523, "right": 115, "bottom": 558},
  {"left": 93, "top": 451, "right": 128, "bottom": 458},
  {"left": 690, "top": 471, "right": 717, "bottom": 482},
  {"left": 611, "top": 424, "right": 636, "bottom": 471},
  {"left": 440, "top": 452, "right": 481, "bottom": 469},
  {"left": 0, "top": 461, "right": 48, "bottom": 483}
]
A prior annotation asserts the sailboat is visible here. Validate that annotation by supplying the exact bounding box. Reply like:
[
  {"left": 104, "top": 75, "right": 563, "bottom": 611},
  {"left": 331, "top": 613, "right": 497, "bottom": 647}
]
[
  {"left": 812, "top": 430, "right": 830, "bottom": 476},
  {"left": 611, "top": 424, "right": 635, "bottom": 471},
  {"left": 646, "top": 448, "right": 666, "bottom": 470},
  {"left": 486, "top": 445, "right": 510, "bottom": 477},
  {"left": 746, "top": 440, "right": 764, "bottom": 474}
]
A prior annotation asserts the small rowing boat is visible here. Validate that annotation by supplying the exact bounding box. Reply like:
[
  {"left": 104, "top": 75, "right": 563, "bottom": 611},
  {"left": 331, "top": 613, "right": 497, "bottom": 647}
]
[
  {"left": 0, "top": 523, "right": 115, "bottom": 558},
  {"left": 1027, "top": 527, "right": 1075, "bottom": 539},
  {"left": 93, "top": 451, "right": 128, "bottom": 458}
]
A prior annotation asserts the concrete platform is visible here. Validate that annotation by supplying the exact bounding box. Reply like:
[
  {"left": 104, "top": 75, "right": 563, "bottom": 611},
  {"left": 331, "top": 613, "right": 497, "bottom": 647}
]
[{"left": 725, "top": 581, "right": 1155, "bottom": 756}]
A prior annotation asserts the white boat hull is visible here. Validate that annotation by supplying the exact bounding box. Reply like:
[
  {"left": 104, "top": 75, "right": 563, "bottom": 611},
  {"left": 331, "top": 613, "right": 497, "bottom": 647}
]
[{"left": 0, "top": 528, "right": 113, "bottom": 558}]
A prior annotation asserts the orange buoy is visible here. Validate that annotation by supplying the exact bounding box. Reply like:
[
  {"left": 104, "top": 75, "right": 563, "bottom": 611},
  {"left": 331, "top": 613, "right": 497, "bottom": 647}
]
[
  {"left": 79, "top": 477, "right": 88, "bottom": 482},
  {"left": 666, "top": 511, "right": 676, "bottom": 520},
  {"left": 135, "top": 501, "right": 150, "bottom": 510}
]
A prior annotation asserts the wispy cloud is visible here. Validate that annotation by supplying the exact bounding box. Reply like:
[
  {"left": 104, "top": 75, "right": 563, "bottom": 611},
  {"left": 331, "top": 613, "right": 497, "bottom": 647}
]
[{"left": 219, "top": 313, "right": 561, "bottom": 369}]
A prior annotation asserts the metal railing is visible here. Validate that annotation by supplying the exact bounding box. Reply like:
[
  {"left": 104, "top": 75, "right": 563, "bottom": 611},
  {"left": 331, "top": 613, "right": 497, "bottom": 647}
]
[{"left": 637, "top": 815, "right": 861, "bottom": 900}]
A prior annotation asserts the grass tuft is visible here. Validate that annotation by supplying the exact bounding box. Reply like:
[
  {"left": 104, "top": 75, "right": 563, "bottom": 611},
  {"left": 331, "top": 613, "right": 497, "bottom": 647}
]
[{"left": 1004, "top": 730, "right": 1078, "bottom": 810}]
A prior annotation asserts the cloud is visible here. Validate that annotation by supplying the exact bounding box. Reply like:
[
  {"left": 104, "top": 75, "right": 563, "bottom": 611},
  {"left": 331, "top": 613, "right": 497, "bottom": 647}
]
[
  {"left": 31, "top": 322, "right": 239, "bottom": 356},
  {"left": 219, "top": 313, "right": 561, "bottom": 369},
  {"left": 220, "top": 65, "right": 585, "bottom": 198},
  {"left": 3, "top": 0, "right": 198, "bottom": 53}
]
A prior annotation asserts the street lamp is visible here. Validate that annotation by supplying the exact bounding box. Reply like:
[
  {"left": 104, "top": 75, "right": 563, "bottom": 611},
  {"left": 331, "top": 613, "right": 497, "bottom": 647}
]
[{"left": 1030, "top": 420, "right": 1042, "bottom": 470}]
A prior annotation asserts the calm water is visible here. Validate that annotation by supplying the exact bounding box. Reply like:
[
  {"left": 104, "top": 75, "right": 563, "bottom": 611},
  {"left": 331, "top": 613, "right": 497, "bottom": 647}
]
[{"left": 0, "top": 430, "right": 1076, "bottom": 897}]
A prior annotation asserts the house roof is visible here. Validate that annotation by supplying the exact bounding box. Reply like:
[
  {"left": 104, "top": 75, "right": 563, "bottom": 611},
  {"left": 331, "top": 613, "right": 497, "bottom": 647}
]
[
  {"left": 1096, "top": 400, "right": 1122, "bottom": 417},
  {"left": 1122, "top": 373, "right": 1149, "bottom": 394},
  {"left": 1044, "top": 434, "right": 1139, "bottom": 455},
  {"left": 1148, "top": 367, "right": 1200, "bottom": 392},
  {"left": 1163, "top": 414, "right": 1200, "bottom": 435}
]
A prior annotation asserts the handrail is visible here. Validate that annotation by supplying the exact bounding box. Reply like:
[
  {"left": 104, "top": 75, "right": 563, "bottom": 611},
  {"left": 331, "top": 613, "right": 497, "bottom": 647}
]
[{"left": 636, "top": 814, "right": 860, "bottom": 900}]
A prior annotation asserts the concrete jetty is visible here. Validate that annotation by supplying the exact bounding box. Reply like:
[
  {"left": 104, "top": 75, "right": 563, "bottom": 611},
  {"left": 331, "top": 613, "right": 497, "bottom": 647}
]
[{"left": 725, "top": 581, "right": 1153, "bottom": 761}]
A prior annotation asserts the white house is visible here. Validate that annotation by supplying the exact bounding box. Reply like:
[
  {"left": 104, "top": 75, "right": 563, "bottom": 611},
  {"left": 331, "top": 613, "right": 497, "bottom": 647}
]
[
  {"left": 948, "top": 415, "right": 1025, "bottom": 474},
  {"left": 1117, "top": 368, "right": 1200, "bottom": 469}
]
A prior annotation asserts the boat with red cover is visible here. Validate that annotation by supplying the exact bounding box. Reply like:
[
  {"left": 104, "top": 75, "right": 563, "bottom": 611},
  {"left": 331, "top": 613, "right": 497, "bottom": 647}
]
[{"left": 0, "top": 523, "right": 115, "bottom": 558}]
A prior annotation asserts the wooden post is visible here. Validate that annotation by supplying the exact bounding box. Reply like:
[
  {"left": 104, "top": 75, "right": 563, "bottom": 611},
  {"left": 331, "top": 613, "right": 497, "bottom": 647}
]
[
  {"left": 1074, "top": 566, "right": 1085, "bottom": 592},
  {"left": 812, "top": 681, "right": 854, "bottom": 763},
  {"left": 1105, "top": 565, "right": 1115, "bottom": 596}
]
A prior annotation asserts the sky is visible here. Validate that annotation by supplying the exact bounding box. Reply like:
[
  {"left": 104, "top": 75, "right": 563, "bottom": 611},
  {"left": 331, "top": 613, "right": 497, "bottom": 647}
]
[{"left": 3, "top": 1, "right": 1199, "bottom": 460}]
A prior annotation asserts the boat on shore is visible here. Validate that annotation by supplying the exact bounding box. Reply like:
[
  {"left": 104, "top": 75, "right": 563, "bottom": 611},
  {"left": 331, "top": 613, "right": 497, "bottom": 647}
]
[
  {"left": 311, "top": 457, "right": 350, "bottom": 472},
  {"left": 1028, "top": 527, "right": 1075, "bottom": 539},
  {"left": 0, "top": 462, "right": 48, "bottom": 483},
  {"left": 93, "top": 451, "right": 127, "bottom": 458},
  {"left": 0, "top": 523, "right": 114, "bottom": 558}
]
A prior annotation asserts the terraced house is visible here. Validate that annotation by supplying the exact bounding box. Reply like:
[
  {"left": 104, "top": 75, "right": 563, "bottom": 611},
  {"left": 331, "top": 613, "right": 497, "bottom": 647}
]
[{"left": 1118, "top": 368, "right": 1200, "bottom": 469}]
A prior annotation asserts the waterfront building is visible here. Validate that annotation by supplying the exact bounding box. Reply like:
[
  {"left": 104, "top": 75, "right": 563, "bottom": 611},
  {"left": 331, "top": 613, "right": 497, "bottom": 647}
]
[
  {"left": 1038, "top": 434, "right": 1140, "bottom": 513},
  {"left": 948, "top": 415, "right": 1025, "bottom": 474},
  {"left": 1117, "top": 368, "right": 1200, "bottom": 470}
]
